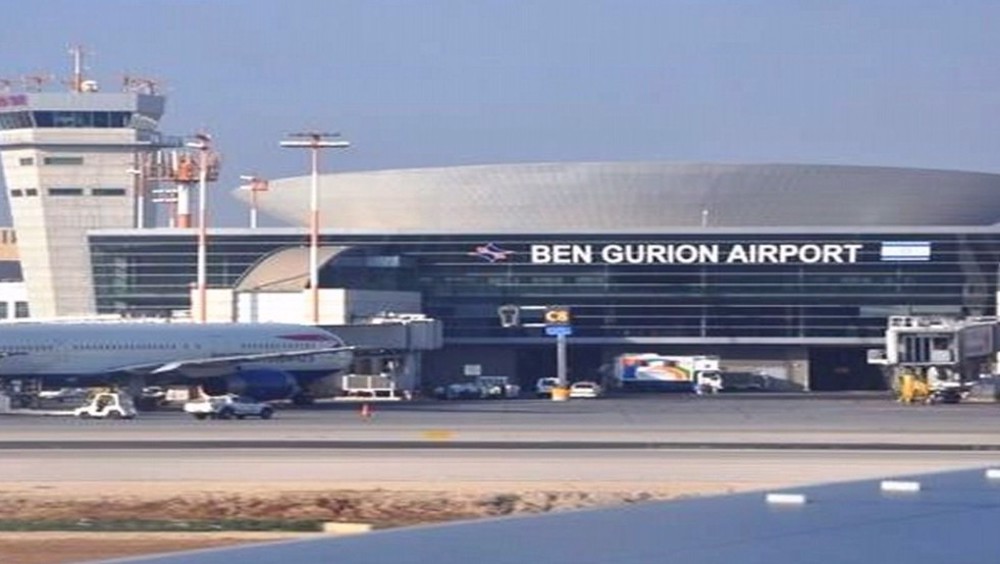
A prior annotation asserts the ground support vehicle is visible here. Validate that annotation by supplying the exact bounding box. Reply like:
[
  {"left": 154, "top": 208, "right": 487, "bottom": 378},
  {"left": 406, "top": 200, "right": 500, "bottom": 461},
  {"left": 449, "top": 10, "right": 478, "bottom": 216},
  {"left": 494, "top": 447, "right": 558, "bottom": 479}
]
[
  {"left": 73, "top": 392, "right": 137, "bottom": 419},
  {"left": 611, "top": 354, "right": 721, "bottom": 393},
  {"left": 434, "top": 376, "right": 520, "bottom": 400},
  {"left": 338, "top": 374, "right": 408, "bottom": 401},
  {"left": 184, "top": 394, "right": 274, "bottom": 420},
  {"left": 895, "top": 373, "right": 970, "bottom": 404},
  {"left": 870, "top": 316, "right": 997, "bottom": 405}
]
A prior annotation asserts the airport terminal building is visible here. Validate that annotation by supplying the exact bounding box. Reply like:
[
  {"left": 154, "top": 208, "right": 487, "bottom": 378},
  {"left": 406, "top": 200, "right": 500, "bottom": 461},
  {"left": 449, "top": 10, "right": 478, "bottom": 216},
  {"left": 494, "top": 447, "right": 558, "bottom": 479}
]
[{"left": 83, "top": 162, "right": 1000, "bottom": 391}]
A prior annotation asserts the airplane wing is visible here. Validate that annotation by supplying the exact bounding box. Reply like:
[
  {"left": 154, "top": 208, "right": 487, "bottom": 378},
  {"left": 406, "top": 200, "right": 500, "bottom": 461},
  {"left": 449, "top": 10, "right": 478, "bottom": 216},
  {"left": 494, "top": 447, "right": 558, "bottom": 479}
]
[{"left": 108, "top": 346, "right": 355, "bottom": 378}]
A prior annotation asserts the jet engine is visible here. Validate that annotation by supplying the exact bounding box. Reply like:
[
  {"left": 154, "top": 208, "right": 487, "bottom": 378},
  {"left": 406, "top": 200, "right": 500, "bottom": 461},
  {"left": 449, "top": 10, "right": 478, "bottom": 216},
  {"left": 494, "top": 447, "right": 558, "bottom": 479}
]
[{"left": 200, "top": 369, "right": 300, "bottom": 401}]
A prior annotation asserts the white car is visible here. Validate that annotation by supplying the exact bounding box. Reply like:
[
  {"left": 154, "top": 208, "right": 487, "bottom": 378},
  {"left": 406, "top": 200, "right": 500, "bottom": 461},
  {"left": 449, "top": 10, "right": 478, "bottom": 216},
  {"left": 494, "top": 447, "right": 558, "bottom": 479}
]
[
  {"left": 535, "top": 377, "right": 560, "bottom": 398},
  {"left": 183, "top": 394, "right": 274, "bottom": 420},
  {"left": 569, "top": 381, "right": 603, "bottom": 399}
]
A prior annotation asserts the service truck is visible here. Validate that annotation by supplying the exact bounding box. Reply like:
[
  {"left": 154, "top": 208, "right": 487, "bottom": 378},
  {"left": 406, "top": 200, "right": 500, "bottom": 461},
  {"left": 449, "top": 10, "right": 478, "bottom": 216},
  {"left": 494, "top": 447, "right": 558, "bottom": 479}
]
[{"left": 611, "top": 353, "right": 722, "bottom": 393}]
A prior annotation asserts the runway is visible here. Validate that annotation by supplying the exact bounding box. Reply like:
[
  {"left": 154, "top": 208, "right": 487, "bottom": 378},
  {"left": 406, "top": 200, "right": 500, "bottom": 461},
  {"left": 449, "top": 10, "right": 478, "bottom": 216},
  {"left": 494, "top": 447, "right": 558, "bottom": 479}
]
[
  {"left": 1, "top": 448, "right": 997, "bottom": 489},
  {"left": 3, "top": 395, "right": 1000, "bottom": 447},
  {"left": 2, "top": 396, "right": 1000, "bottom": 491}
]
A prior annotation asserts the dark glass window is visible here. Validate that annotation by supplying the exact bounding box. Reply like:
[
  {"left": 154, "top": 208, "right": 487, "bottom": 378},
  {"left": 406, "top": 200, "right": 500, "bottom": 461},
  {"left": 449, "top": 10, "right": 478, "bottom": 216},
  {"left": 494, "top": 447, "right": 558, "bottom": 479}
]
[
  {"left": 0, "top": 111, "right": 32, "bottom": 129},
  {"left": 14, "top": 301, "right": 29, "bottom": 318},
  {"left": 24, "top": 189, "right": 37, "bottom": 196},
  {"left": 33, "top": 111, "right": 53, "bottom": 127},
  {"left": 92, "top": 188, "right": 127, "bottom": 196},
  {"left": 110, "top": 112, "right": 132, "bottom": 127},
  {"left": 0, "top": 303, "right": 8, "bottom": 319},
  {"left": 43, "top": 156, "right": 84, "bottom": 165},
  {"left": 52, "top": 112, "right": 79, "bottom": 127},
  {"left": 48, "top": 188, "right": 84, "bottom": 196},
  {"left": 9, "top": 190, "right": 21, "bottom": 198},
  {"left": 18, "top": 157, "right": 33, "bottom": 166},
  {"left": 29, "top": 111, "right": 133, "bottom": 128}
]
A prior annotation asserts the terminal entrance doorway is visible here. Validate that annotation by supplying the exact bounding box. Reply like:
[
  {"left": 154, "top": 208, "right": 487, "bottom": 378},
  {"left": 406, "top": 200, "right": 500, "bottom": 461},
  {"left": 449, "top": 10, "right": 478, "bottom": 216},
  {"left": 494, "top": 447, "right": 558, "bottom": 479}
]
[{"left": 808, "top": 347, "right": 884, "bottom": 391}]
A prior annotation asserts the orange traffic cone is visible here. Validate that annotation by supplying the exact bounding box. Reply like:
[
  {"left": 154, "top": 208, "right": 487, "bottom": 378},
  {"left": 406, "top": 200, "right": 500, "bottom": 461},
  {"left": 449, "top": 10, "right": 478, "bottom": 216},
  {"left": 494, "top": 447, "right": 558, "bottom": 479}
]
[{"left": 360, "top": 403, "right": 373, "bottom": 420}]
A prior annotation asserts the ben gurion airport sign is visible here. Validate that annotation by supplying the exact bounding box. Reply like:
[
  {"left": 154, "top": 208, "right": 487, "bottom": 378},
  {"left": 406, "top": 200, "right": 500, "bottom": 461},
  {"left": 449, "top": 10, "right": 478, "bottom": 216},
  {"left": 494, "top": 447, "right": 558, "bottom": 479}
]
[{"left": 522, "top": 241, "right": 932, "bottom": 265}]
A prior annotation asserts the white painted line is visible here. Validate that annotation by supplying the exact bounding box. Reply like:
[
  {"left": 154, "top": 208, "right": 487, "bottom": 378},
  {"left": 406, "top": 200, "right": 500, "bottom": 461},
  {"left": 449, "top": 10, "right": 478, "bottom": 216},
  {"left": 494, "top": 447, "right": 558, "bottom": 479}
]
[
  {"left": 880, "top": 480, "right": 921, "bottom": 493},
  {"left": 985, "top": 468, "right": 1000, "bottom": 480},
  {"left": 766, "top": 493, "right": 807, "bottom": 505}
]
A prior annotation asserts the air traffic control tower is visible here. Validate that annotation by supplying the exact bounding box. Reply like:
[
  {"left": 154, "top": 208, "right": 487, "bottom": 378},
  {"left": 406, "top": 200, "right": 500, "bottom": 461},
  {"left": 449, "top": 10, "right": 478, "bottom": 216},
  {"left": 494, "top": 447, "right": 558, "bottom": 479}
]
[{"left": 0, "top": 50, "right": 177, "bottom": 318}]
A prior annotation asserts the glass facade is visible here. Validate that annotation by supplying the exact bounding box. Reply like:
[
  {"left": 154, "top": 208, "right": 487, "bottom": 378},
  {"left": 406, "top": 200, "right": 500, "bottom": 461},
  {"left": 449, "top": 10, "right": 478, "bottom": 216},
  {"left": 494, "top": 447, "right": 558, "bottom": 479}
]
[
  {"left": 89, "top": 231, "right": 1000, "bottom": 343},
  {"left": 0, "top": 111, "right": 134, "bottom": 130}
]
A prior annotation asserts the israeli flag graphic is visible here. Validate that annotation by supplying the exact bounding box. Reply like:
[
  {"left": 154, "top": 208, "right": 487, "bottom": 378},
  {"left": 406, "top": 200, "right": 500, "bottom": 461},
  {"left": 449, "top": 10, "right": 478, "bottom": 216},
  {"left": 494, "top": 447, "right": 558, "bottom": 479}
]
[{"left": 879, "top": 241, "right": 931, "bottom": 262}]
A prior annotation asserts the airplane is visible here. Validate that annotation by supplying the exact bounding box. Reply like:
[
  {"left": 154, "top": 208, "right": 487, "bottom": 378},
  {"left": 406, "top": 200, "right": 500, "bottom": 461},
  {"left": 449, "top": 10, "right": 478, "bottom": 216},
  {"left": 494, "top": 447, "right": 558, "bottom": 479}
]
[{"left": 0, "top": 320, "right": 354, "bottom": 405}]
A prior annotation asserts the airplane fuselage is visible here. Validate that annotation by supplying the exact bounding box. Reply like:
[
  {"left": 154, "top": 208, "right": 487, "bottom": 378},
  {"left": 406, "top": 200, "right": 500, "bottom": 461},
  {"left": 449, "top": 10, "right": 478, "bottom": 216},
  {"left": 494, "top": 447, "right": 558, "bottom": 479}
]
[{"left": 0, "top": 322, "right": 352, "bottom": 386}]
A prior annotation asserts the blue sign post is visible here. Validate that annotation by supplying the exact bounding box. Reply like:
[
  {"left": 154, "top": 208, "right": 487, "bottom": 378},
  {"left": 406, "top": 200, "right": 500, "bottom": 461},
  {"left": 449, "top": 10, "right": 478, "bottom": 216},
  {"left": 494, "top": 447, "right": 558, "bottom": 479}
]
[
  {"left": 544, "top": 306, "right": 573, "bottom": 394},
  {"left": 545, "top": 325, "right": 573, "bottom": 337}
]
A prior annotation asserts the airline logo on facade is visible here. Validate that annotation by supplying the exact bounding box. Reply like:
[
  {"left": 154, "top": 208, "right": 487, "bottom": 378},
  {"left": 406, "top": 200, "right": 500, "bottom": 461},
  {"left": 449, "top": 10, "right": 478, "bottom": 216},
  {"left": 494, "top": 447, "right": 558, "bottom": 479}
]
[
  {"left": 469, "top": 242, "right": 514, "bottom": 263},
  {"left": 879, "top": 241, "right": 931, "bottom": 262},
  {"left": 529, "top": 243, "right": 865, "bottom": 265}
]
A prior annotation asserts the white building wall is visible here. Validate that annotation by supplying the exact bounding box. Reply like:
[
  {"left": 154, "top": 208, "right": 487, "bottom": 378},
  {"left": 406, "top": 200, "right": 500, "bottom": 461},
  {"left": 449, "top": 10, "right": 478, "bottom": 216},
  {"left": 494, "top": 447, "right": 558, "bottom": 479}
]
[
  {"left": 0, "top": 99, "right": 159, "bottom": 318},
  {"left": 0, "top": 281, "right": 30, "bottom": 320},
  {"left": 7, "top": 145, "right": 136, "bottom": 317},
  {"left": 232, "top": 289, "right": 422, "bottom": 325}
]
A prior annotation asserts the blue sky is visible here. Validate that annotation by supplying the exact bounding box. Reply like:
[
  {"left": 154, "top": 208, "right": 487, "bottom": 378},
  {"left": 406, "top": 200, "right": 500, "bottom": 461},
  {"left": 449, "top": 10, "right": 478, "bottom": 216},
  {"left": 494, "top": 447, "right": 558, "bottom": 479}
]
[{"left": 3, "top": 0, "right": 999, "bottom": 225}]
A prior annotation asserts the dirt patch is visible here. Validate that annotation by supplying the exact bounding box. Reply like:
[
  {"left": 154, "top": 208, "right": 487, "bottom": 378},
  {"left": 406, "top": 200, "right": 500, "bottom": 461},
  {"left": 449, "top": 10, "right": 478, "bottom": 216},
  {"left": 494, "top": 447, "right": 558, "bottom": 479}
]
[
  {"left": 0, "top": 532, "right": 314, "bottom": 564},
  {"left": 0, "top": 481, "right": 751, "bottom": 563}
]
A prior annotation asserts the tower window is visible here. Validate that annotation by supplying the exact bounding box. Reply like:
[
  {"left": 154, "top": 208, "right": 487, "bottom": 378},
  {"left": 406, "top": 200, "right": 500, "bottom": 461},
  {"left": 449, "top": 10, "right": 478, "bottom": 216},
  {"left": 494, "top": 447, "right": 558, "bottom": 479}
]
[
  {"left": 9, "top": 190, "right": 21, "bottom": 198},
  {"left": 24, "top": 189, "right": 37, "bottom": 197},
  {"left": 92, "top": 188, "right": 127, "bottom": 196},
  {"left": 14, "top": 301, "right": 29, "bottom": 318},
  {"left": 48, "top": 188, "right": 84, "bottom": 196},
  {"left": 0, "top": 111, "right": 32, "bottom": 130},
  {"left": 43, "top": 156, "right": 84, "bottom": 165},
  {"left": 18, "top": 157, "right": 33, "bottom": 166}
]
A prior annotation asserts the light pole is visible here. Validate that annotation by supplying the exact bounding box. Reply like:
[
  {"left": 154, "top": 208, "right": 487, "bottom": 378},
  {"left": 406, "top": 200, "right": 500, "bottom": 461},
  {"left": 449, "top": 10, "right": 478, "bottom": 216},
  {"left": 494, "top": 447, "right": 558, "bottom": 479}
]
[
  {"left": 186, "top": 133, "right": 213, "bottom": 323},
  {"left": 239, "top": 175, "right": 269, "bottom": 229},
  {"left": 126, "top": 156, "right": 145, "bottom": 229},
  {"left": 498, "top": 304, "right": 573, "bottom": 401},
  {"left": 280, "top": 132, "right": 350, "bottom": 325}
]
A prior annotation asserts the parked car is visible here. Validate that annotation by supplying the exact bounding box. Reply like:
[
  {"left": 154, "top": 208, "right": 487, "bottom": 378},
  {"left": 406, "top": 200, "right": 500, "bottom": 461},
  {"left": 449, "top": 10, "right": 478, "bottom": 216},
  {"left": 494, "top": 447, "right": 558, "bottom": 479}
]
[
  {"left": 535, "top": 377, "right": 560, "bottom": 398},
  {"left": 433, "top": 382, "right": 485, "bottom": 400},
  {"left": 476, "top": 376, "right": 521, "bottom": 399},
  {"left": 569, "top": 381, "right": 603, "bottom": 399},
  {"left": 38, "top": 387, "right": 89, "bottom": 403},
  {"left": 183, "top": 394, "right": 274, "bottom": 420}
]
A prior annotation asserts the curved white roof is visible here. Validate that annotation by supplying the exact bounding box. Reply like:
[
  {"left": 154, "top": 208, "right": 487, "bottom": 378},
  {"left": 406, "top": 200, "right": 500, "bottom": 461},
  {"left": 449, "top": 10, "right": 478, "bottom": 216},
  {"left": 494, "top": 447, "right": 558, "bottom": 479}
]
[{"left": 233, "top": 162, "right": 1000, "bottom": 232}]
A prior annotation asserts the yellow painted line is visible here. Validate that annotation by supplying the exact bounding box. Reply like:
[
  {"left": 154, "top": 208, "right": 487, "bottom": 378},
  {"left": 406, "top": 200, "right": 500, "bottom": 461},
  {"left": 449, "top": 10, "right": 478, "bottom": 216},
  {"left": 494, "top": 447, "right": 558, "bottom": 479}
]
[{"left": 420, "top": 429, "right": 455, "bottom": 441}]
